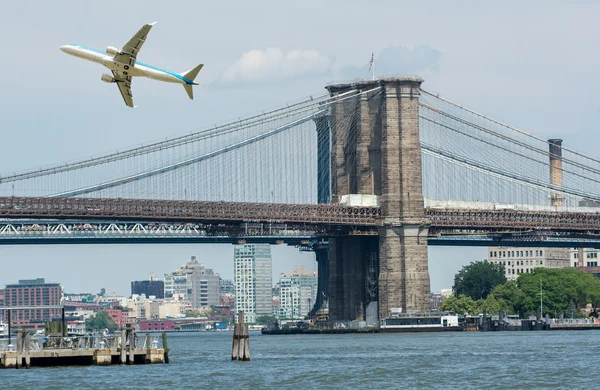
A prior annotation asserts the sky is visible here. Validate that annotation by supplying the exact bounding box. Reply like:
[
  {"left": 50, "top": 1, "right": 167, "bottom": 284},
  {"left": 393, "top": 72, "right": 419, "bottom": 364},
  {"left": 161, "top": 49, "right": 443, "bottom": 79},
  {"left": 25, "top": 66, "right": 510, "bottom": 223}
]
[{"left": 0, "top": 0, "right": 599, "bottom": 295}]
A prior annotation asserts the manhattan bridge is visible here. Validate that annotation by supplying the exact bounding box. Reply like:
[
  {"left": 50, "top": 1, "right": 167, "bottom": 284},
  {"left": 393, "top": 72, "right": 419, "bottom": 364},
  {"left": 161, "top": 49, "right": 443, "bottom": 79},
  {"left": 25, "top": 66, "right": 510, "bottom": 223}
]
[{"left": 2, "top": 77, "right": 600, "bottom": 321}]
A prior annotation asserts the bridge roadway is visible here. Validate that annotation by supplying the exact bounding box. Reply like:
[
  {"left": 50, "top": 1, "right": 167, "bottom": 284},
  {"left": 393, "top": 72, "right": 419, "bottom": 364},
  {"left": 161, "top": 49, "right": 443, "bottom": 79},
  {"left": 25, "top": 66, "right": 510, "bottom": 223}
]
[{"left": 1, "top": 197, "right": 600, "bottom": 246}]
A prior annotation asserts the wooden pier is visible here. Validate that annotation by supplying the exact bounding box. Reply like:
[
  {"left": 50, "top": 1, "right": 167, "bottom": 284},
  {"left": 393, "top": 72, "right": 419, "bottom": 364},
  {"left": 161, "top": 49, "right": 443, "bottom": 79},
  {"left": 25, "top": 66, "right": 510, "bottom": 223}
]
[{"left": 1, "top": 329, "right": 168, "bottom": 369}]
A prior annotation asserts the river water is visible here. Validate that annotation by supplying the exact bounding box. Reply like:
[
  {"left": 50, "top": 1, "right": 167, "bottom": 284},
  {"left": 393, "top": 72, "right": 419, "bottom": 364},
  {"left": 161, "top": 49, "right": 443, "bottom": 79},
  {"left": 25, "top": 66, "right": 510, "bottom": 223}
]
[{"left": 3, "top": 330, "right": 597, "bottom": 389}]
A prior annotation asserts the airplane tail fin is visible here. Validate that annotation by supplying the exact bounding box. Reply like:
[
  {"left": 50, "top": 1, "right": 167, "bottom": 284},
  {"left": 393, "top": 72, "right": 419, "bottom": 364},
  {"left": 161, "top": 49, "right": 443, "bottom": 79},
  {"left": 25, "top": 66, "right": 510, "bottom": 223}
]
[
  {"left": 181, "top": 64, "right": 204, "bottom": 85},
  {"left": 183, "top": 84, "right": 194, "bottom": 100},
  {"left": 180, "top": 64, "right": 203, "bottom": 100}
]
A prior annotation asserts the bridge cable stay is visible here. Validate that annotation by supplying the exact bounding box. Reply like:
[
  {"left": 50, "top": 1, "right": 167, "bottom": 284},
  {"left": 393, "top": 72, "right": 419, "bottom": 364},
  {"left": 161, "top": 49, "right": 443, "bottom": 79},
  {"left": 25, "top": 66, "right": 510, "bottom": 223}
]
[
  {"left": 419, "top": 90, "right": 600, "bottom": 209},
  {"left": 0, "top": 93, "right": 345, "bottom": 184},
  {"left": 420, "top": 88, "right": 600, "bottom": 167},
  {"left": 1, "top": 87, "right": 380, "bottom": 204}
]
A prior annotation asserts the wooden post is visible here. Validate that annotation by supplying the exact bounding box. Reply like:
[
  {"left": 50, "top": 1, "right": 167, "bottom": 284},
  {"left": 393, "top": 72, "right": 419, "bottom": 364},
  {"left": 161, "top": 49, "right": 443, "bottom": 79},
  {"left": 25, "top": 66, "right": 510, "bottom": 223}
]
[
  {"left": 16, "top": 329, "right": 23, "bottom": 369},
  {"left": 120, "top": 329, "right": 127, "bottom": 365},
  {"left": 240, "top": 323, "right": 250, "bottom": 361},
  {"left": 24, "top": 333, "right": 31, "bottom": 369},
  {"left": 162, "top": 332, "right": 169, "bottom": 364},
  {"left": 232, "top": 311, "right": 250, "bottom": 361},
  {"left": 128, "top": 328, "right": 135, "bottom": 365}
]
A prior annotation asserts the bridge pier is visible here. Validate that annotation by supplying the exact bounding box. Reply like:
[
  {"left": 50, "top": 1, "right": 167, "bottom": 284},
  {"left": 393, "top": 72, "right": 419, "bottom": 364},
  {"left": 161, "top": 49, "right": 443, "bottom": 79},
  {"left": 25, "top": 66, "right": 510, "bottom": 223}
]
[
  {"left": 310, "top": 246, "right": 329, "bottom": 316},
  {"left": 325, "top": 77, "right": 431, "bottom": 322}
]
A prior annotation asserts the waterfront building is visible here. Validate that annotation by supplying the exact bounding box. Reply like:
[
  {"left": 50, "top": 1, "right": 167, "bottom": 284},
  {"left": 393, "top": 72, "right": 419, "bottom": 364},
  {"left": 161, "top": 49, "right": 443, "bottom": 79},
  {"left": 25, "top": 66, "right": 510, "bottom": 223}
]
[
  {"left": 131, "top": 273, "right": 165, "bottom": 299},
  {"left": 139, "top": 319, "right": 176, "bottom": 332},
  {"left": 234, "top": 244, "right": 273, "bottom": 323},
  {"left": 487, "top": 247, "right": 570, "bottom": 280},
  {"left": 126, "top": 295, "right": 189, "bottom": 321},
  {"left": 3, "top": 278, "right": 63, "bottom": 327},
  {"left": 278, "top": 267, "right": 318, "bottom": 320}
]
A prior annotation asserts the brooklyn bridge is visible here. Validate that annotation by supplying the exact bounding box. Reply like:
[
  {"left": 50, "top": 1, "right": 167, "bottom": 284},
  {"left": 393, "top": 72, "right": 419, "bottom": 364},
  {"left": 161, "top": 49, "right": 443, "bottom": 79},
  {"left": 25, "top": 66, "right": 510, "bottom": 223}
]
[{"left": 2, "top": 77, "right": 600, "bottom": 322}]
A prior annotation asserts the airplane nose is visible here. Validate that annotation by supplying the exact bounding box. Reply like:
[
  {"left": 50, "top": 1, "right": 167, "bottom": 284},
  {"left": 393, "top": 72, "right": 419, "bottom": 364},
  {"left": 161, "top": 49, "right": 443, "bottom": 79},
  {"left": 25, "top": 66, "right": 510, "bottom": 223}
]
[{"left": 60, "top": 45, "right": 69, "bottom": 53}]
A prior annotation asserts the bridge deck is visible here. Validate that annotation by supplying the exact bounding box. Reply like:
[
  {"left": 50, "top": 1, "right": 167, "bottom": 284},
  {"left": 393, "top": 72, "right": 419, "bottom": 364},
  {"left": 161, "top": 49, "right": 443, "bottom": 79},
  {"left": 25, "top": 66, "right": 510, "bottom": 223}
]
[{"left": 2, "top": 197, "right": 600, "bottom": 232}]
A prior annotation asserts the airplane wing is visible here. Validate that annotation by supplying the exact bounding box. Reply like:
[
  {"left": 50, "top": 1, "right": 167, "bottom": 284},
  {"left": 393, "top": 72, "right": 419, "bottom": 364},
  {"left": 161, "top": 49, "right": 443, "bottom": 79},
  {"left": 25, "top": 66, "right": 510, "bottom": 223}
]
[
  {"left": 111, "top": 70, "right": 134, "bottom": 108},
  {"left": 113, "top": 21, "right": 157, "bottom": 67}
]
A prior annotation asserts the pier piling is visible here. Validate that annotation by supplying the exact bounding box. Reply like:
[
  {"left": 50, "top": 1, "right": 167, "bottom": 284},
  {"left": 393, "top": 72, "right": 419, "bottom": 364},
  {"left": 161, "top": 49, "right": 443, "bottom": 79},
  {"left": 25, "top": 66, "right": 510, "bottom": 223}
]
[
  {"left": 16, "top": 329, "right": 23, "bottom": 369},
  {"left": 232, "top": 311, "right": 250, "bottom": 361},
  {"left": 128, "top": 327, "right": 135, "bottom": 365},
  {"left": 162, "top": 332, "right": 169, "bottom": 364},
  {"left": 120, "top": 329, "right": 127, "bottom": 365},
  {"left": 24, "top": 333, "right": 31, "bottom": 369}
]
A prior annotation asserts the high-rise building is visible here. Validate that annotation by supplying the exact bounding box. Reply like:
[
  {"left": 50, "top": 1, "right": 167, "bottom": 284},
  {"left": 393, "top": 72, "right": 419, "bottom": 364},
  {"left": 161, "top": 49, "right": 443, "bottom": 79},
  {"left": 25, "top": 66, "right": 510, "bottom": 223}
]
[
  {"left": 164, "top": 256, "right": 220, "bottom": 308},
  {"left": 234, "top": 244, "right": 272, "bottom": 323},
  {"left": 278, "top": 266, "right": 318, "bottom": 320},
  {"left": 219, "top": 278, "right": 235, "bottom": 295},
  {"left": 3, "top": 278, "right": 62, "bottom": 326},
  {"left": 164, "top": 256, "right": 199, "bottom": 301},
  {"left": 488, "top": 247, "right": 570, "bottom": 280},
  {"left": 190, "top": 265, "right": 220, "bottom": 308},
  {"left": 131, "top": 273, "right": 165, "bottom": 298}
]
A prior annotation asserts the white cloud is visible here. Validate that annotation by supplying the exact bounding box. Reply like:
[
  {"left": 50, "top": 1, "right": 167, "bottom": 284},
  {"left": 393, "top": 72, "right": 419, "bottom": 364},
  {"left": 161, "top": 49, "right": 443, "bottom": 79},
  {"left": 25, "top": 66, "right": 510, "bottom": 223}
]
[{"left": 219, "top": 47, "right": 331, "bottom": 84}]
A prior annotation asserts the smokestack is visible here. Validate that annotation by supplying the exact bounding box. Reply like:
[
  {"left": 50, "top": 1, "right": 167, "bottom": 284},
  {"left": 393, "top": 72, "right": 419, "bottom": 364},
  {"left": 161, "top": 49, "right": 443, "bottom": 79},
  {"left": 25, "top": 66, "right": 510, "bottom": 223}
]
[{"left": 548, "top": 139, "right": 563, "bottom": 207}]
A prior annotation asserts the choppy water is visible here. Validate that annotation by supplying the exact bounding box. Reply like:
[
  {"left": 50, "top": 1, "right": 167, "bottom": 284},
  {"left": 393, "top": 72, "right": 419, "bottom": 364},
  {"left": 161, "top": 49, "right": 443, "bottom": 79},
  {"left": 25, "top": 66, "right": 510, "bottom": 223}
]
[{"left": 3, "top": 331, "right": 598, "bottom": 389}]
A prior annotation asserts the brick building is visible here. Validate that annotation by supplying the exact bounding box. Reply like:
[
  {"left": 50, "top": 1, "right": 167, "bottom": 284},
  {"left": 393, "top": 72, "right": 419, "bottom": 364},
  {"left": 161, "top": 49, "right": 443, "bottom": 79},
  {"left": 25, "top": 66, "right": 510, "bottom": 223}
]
[
  {"left": 3, "top": 278, "right": 62, "bottom": 326},
  {"left": 138, "top": 319, "right": 175, "bottom": 332}
]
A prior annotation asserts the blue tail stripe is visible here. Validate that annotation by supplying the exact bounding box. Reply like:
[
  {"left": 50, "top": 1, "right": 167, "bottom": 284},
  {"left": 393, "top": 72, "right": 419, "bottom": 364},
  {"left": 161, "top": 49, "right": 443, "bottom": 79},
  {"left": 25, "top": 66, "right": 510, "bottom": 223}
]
[{"left": 70, "top": 44, "right": 194, "bottom": 84}]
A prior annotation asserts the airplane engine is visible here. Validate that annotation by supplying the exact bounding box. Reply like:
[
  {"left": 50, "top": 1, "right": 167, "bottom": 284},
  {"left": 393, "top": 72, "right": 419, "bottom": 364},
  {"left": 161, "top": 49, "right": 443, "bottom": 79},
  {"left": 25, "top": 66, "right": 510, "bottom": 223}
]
[
  {"left": 106, "top": 46, "right": 122, "bottom": 56},
  {"left": 101, "top": 74, "right": 115, "bottom": 83}
]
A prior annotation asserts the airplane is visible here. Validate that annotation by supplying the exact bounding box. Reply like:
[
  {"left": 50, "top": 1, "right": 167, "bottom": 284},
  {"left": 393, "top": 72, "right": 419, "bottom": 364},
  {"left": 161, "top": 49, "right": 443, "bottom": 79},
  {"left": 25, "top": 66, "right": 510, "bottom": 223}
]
[{"left": 60, "top": 22, "right": 203, "bottom": 108}]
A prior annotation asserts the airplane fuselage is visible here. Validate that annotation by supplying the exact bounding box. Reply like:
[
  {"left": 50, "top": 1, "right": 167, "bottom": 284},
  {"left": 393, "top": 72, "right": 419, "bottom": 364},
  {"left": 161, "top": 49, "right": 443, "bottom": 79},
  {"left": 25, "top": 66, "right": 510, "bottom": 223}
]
[{"left": 60, "top": 44, "right": 193, "bottom": 85}]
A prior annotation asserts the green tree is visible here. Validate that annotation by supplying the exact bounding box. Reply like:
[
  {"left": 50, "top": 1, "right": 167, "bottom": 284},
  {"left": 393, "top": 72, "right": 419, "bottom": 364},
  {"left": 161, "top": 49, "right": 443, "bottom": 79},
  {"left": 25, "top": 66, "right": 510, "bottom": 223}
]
[
  {"left": 477, "top": 294, "right": 511, "bottom": 314},
  {"left": 439, "top": 294, "right": 478, "bottom": 314},
  {"left": 85, "top": 311, "right": 118, "bottom": 332},
  {"left": 517, "top": 268, "right": 600, "bottom": 317},
  {"left": 255, "top": 315, "right": 278, "bottom": 325},
  {"left": 489, "top": 280, "right": 524, "bottom": 315},
  {"left": 453, "top": 260, "right": 507, "bottom": 300}
]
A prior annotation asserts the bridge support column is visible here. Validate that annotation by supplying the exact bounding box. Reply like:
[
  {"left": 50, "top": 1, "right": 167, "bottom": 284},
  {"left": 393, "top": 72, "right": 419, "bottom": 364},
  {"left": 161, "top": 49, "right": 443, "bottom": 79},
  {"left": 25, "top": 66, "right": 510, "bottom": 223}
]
[
  {"left": 327, "top": 236, "right": 378, "bottom": 321},
  {"left": 377, "top": 77, "right": 431, "bottom": 318},
  {"left": 325, "top": 77, "right": 430, "bottom": 321},
  {"left": 311, "top": 247, "right": 329, "bottom": 315}
]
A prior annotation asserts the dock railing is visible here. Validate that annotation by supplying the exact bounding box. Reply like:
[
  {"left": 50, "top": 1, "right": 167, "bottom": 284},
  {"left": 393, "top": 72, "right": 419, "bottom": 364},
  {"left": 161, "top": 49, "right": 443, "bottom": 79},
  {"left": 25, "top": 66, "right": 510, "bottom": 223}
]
[{"left": 0, "top": 333, "right": 163, "bottom": 352}]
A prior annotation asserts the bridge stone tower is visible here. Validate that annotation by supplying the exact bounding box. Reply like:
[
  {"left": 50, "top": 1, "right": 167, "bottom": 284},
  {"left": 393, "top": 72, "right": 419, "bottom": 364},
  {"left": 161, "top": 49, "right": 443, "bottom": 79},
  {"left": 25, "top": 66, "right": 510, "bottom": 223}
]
[{"left": 325, "top": 77, "right": 431, "bottom": 321}]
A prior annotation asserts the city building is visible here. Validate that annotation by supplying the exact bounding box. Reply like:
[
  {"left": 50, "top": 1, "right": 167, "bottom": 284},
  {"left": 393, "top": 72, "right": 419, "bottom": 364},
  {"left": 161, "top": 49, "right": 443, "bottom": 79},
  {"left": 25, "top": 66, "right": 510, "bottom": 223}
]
[
  {"left": 164, "top": 256, "right": 199, "bottom": 301},
  {"left": 3, "top": 278, "right": 63, "bottom": 327},
  {"left": 63, "top": 292, "right": 95, "bottom": 303},
  {"left": 164, "top": 256, "right": 219, "bottom": 307},
  {"left": 126, "top": 295, "right": 189, "bottom": 321},
  {"left": 131, "top": 274, "right": 165, "bottom": 299},
  {"left": 430, "top": 293, "right": 443, "bottom": 311},
  {"left": 570, "top": 248, "right": 600, "bottom": 268},
  {"left": 138, "top": 319, "right": 176, "bottom": 332},
  {"left": 488, "top": 247, "right": 570, "bottom": 280},
  {"left": 278, "top": 267, "right": 318, "bottom": 320},
  {"left": 219, "top": 278, "right": 235, "bottom": 295},
  {"left": 190, "top": 266, "right": 220, "bottom": 308},
  {"left": 234, "top": 244, "right": 273, "bottom": 323}
]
